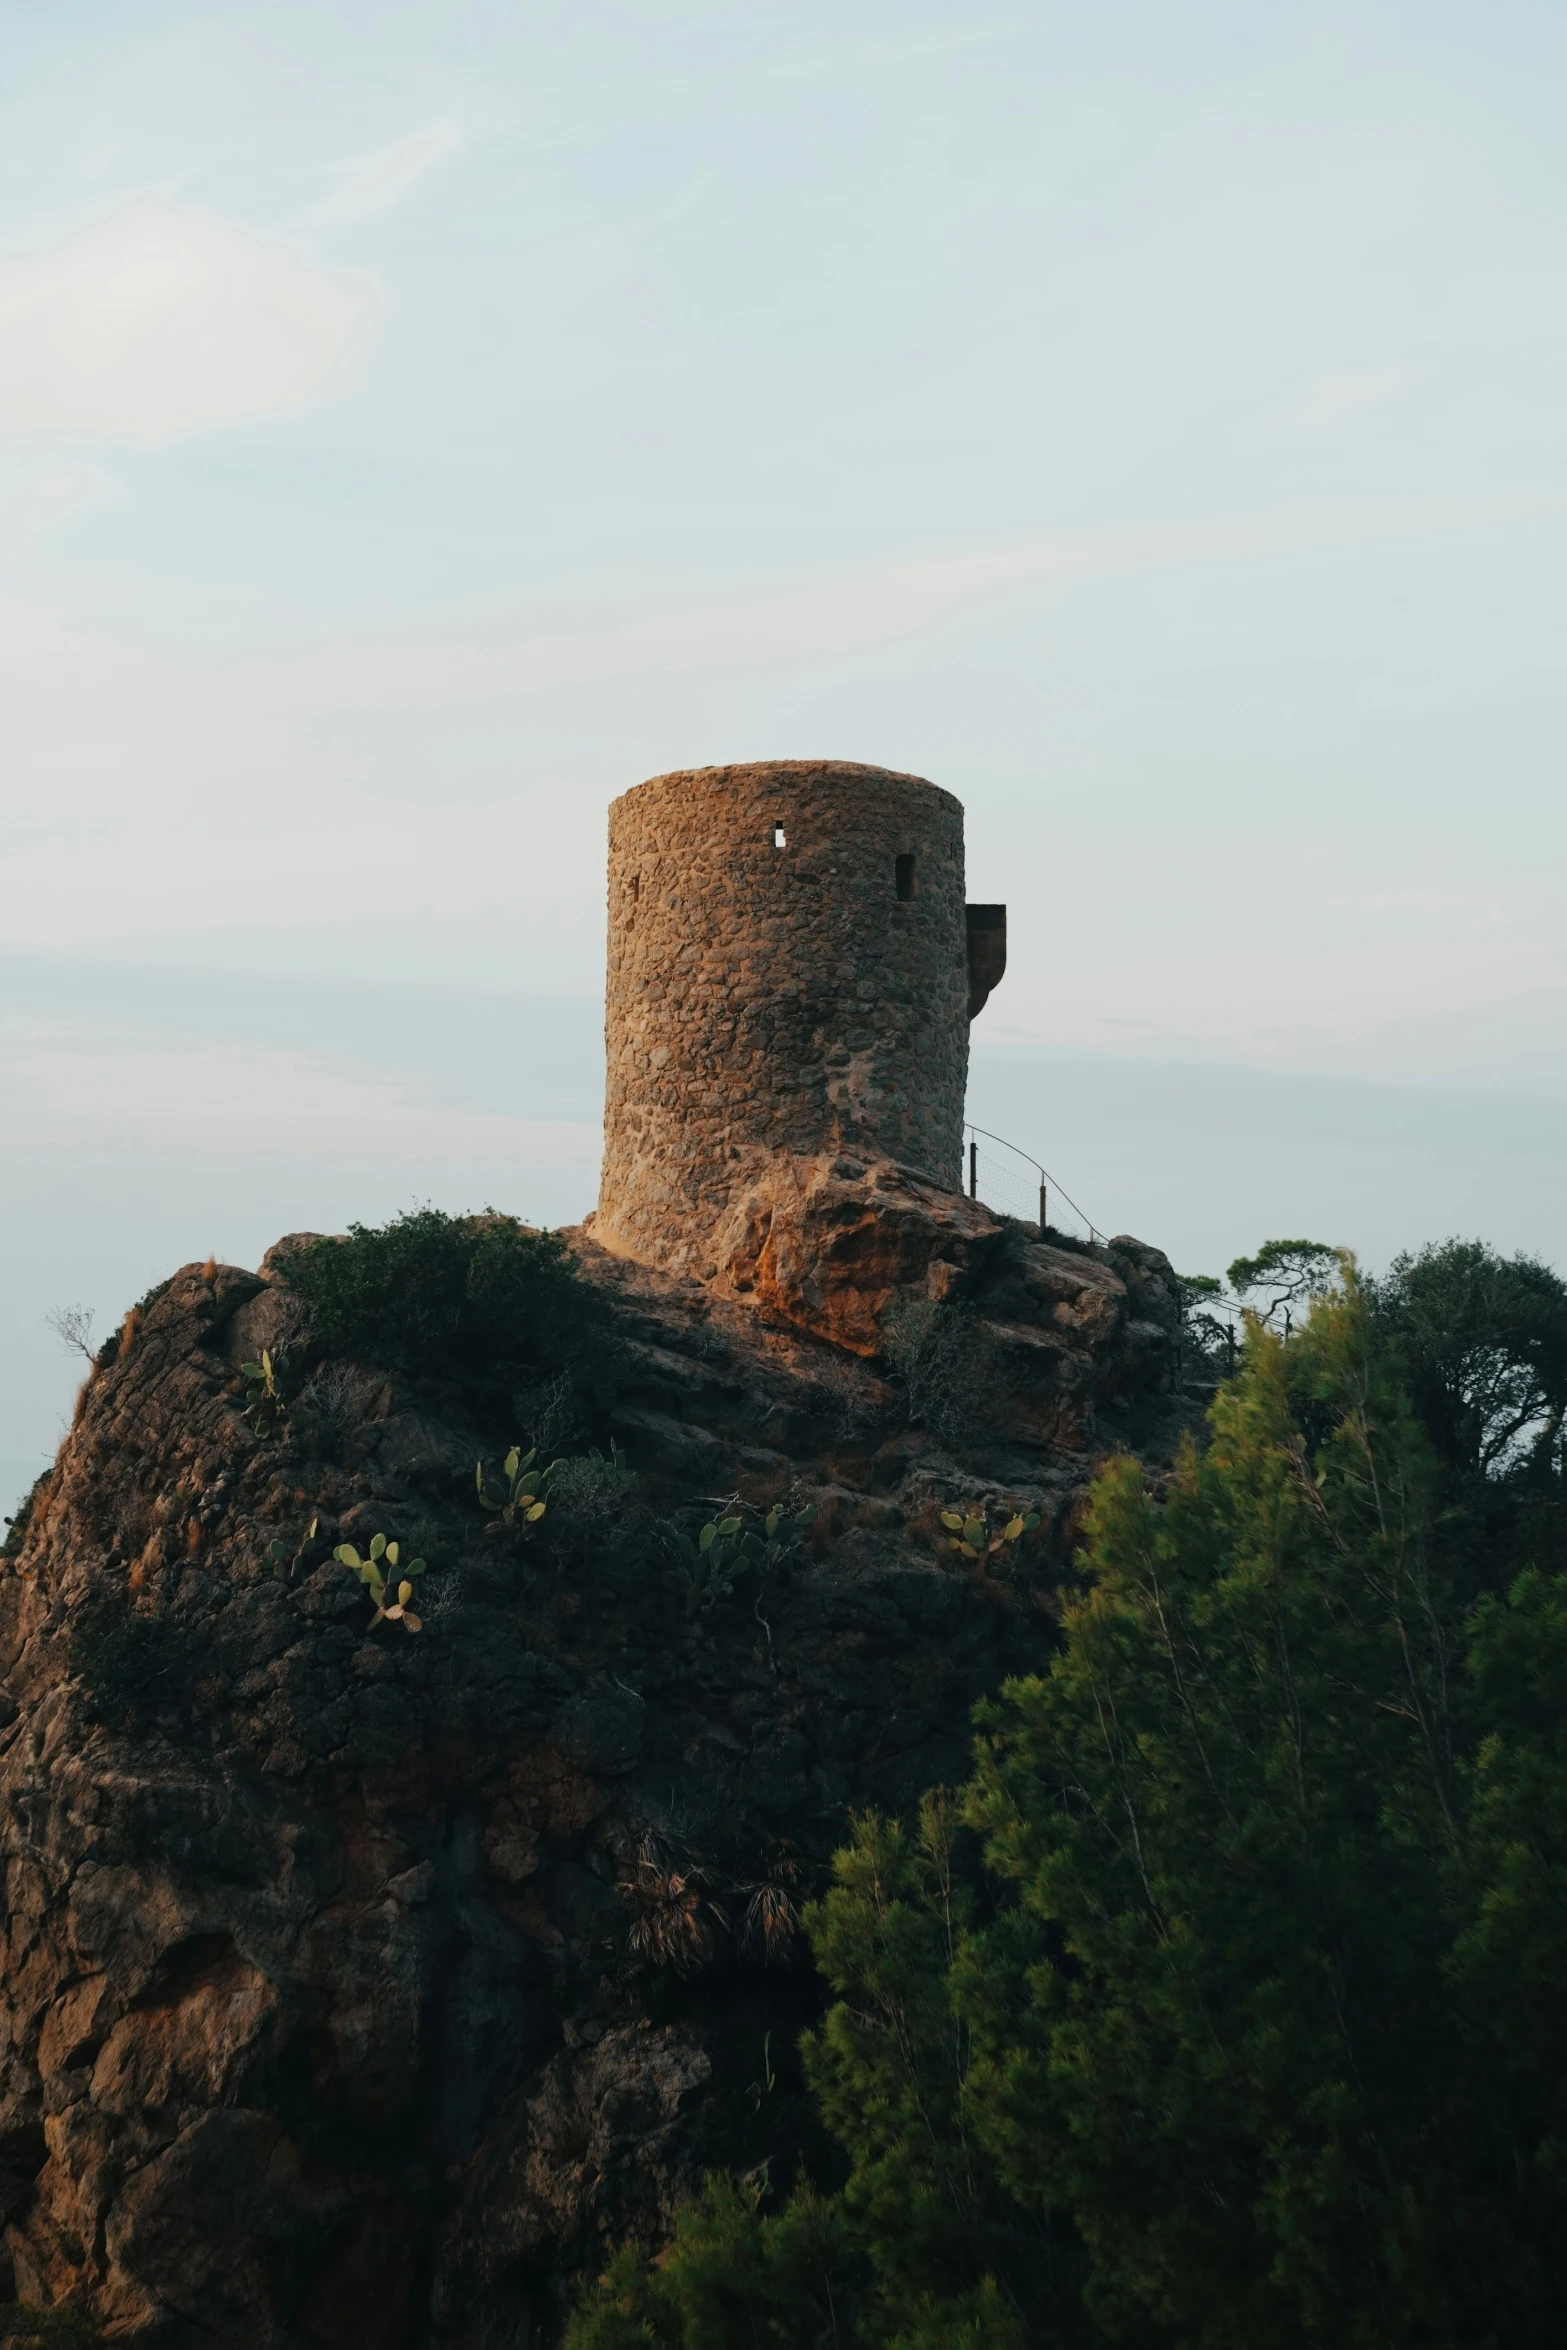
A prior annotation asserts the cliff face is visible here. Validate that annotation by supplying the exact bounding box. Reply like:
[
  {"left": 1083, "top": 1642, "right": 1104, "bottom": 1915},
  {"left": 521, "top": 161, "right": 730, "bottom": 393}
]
[{"left": 0, "top": 1198, "right": 1184, "bottom": 2346}]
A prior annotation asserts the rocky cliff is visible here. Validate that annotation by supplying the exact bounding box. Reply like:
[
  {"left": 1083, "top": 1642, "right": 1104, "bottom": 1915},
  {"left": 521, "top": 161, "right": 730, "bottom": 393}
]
[{"left": 0, "top": 1182, "right": 1186, "bottom": 2345}]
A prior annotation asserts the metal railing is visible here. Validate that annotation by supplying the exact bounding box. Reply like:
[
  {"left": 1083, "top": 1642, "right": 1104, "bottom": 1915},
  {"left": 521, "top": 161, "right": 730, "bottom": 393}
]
[{"left": 963, "top": 1123, "right": 1104, "bottom": 1244}]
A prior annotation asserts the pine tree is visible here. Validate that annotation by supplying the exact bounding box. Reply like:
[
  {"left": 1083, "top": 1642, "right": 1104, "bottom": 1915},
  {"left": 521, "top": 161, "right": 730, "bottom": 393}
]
[{"left": 570, "top": 1266, "right": 1567, "bottom": 2347}]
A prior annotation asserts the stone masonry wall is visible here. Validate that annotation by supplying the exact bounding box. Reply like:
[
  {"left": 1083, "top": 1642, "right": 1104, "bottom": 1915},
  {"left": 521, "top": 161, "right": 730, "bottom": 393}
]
[{"left": 593, "top": 760, "right": 970, "bottom": 1274}]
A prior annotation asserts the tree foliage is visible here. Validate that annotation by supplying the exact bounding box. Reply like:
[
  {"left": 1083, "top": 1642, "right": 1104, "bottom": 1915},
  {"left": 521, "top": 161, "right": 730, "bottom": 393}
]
[
  {"left": 957, "top": 1278, "right": 1486, "bottom": 2346},
  {"left": 1369, "top": 1236, "right": 1567, "bottom": 1479},
  {"left": 570, "top": 1257, "right": 1567, "bottom": 2347},
  {"left": 566, "top": 2175, "right": 857, "bottom": 2349},
  {"left": 1224, "top": 1237, "right": 1338, "bottom": 1327},
  {"left": 800, "top": 1795, "right": 1040, "bottom": 2346},
  {"left": 1176, "top": 1272, "right": 1234, "bottom": 1379}
]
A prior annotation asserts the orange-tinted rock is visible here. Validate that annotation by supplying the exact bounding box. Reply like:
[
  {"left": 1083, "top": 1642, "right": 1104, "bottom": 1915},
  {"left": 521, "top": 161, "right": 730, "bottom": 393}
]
[{"left": 713, "top": 1153, "right": 1007, "bottom": 1355}]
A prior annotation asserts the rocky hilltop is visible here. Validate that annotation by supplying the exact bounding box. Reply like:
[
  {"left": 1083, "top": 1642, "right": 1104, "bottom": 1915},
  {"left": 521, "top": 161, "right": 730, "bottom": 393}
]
[{"left": 0, "top": 1170, "right": 1185, "bottom": 2346}]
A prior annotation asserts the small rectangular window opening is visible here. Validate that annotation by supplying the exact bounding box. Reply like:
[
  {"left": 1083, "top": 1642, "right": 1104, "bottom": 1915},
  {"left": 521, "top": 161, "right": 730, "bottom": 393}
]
[
  {"left": 629, "top": 873, "right": 640, "bottom": 902},
  {"left": 773, "top": 822, "right": 787, "bottom": 848},
  {"left": 895, "top": 853, "right": 917, "bottom": 901}
]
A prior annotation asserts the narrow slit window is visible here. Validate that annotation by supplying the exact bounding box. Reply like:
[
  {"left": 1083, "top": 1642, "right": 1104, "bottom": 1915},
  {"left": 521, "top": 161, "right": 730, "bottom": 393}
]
[
  {"left": 895, "top": 853, "right": 917, "bottom": 901},
  {"left": 629, "top": 873, "right": 640, "bottom": 902},
  {"left": 773, "top": 822, "right": 787, "bottom": 848}
]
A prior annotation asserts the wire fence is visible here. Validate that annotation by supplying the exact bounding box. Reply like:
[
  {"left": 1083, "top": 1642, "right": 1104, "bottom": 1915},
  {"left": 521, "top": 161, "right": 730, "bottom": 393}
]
[
  {"left": 963, "top": 1124, "right": 1104, "bottom": 1246},
  {"left": 962, "top": 1121, "right": 1274, "bottom": 1384}
]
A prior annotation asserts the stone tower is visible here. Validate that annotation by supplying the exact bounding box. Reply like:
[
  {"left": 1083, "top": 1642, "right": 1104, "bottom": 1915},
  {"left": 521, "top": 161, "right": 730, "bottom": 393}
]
[{"left": 593, "top": 758, "right": 1005, "bottom": 1274}]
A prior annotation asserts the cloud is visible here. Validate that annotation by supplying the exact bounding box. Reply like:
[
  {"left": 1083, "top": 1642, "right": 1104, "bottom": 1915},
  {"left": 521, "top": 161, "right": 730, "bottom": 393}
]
[
  {"left": 0, "top": 202, "right": 379, "bottom": 445},
  {"left": 315, "top": 120, "right": 463, "bottom": 225}
]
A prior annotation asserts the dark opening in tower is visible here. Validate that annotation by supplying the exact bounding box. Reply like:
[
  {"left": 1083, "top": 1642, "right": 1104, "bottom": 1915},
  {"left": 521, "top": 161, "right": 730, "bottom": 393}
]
[{"left": 895, "top": 853, "right": 917, "bottom": 900}]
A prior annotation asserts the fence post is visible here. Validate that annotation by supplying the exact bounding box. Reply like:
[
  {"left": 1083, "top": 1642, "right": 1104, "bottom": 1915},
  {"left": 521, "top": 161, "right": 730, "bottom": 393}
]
[
  {"left": 1038, "top": 1180, "right": 1047, "bottom": 1234},
  {"left": 968, "top": 1138, "right": 977, "bottom": 1200}
]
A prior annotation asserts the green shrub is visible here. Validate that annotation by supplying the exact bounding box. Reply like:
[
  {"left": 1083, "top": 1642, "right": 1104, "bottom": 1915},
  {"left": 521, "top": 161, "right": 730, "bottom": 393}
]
[
  {"left": 664, "top": 1499, "right": 816, "bottom": 1618},
  {"left": 265, "top": 1518, "right": 318, "bottom": 1584},
  {"left": 476, "top": 1444, "right": 556, "bottom": 1533},
  {"left": 938, "top": 1500, "right": 1040, "bottom": 1565},
  {"left": 281, "top": 1208, "right": 604, "bottom": 1415},
  {"left": 565, "top": 2175, "right": 862, "bottom": 2350},
  {"left": 239, "top": 1345, "right": 288, "bottom": 1437},
  {"left": 880, "top": 1295, "right": 999, "bottom": 1449},
  {"left": 548, "top": 1447, "right": 641, "bottom": 1565},
  {"left": 333, "top": 1534, "right": 427, "bottom": 1631}
]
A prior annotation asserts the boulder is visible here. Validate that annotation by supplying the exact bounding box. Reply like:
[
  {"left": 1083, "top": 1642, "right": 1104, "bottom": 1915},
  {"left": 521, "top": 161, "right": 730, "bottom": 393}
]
[{"left": 712, "top": 1153, "right": 1006, "bottom": 1355}]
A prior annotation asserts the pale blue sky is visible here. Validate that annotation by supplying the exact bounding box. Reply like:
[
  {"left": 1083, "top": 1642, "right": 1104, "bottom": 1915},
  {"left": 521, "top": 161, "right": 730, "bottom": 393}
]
[{"left": 4, "top": 2, "right": 1567, "bottom": 1509}]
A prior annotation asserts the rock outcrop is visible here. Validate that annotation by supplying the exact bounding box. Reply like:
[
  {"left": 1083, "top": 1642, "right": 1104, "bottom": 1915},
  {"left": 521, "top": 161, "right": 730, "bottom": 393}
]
[
  {"left": 711, "top": 1153, "right": 1003, "bottom": 1355},
  {"left": 0, "top": 1203, "right": 1185, "bottom": 2345}
]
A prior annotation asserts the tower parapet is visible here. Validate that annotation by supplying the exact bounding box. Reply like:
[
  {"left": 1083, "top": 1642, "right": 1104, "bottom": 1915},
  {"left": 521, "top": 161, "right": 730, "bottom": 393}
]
[{"left": 593, "top": 758, "right": 1001, "bottom": 1275}]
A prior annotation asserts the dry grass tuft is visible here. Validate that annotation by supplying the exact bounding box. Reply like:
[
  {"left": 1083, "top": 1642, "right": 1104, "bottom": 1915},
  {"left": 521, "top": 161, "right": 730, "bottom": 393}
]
[
  {"left": 129, "top": 1531, "right": 165, "bottom": 1594},
  {"left": 618, "top": 1835, "right": 724, "bottom": 1978},
  {"left": 736, "top": 1880, "right": 799, "bottom": 1965}
]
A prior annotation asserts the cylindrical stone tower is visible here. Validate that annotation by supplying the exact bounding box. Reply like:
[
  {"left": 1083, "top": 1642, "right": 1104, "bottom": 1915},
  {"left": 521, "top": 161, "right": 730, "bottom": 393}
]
[{"left": 594, "top": 758, "right": 993, "bottom": 1273}]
